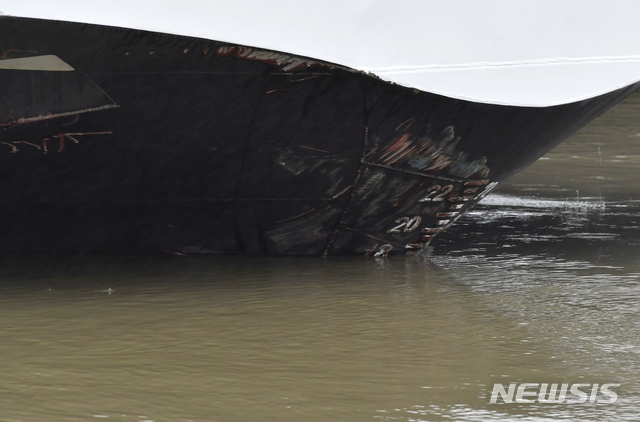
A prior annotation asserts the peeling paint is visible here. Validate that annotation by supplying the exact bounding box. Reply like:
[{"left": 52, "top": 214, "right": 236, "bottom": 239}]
[
  {"left": 474, "top": 181, "right": 499, "bottom": 200},
  {"left": 405, "top": 242, "right": 426, "bottom": 249},
  {"left": 369, "top": 126, "right": 490, "bottom": 179},
  {"left": 435, "top": 212, "right": 459, "bottom": 218},
  {"left": 449, "top": 196, "right": 475, "bottom": 202},
  {"left": 216, "top": 46, "right": 343, "bottom": 72},
  {"left": 464, "top": 179, "right": 490, "bottom": 186},
  {"left": 421, "top": 227, "right": 443, "bottom": 234},
  {"left": 373, "top": 244, "right": 393, "bottom": 257}
]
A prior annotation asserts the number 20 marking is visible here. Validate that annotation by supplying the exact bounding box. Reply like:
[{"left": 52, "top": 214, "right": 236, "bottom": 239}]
[{"left": 387, "top": 216, "right": 422, "bottom": 233}]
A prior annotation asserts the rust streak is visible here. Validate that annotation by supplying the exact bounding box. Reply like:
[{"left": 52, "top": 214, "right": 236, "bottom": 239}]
[
  {"left": 0, "top": 49, "right": 38, "bottom": 60},
  {"left": 378, "top": 132, "right": 437, "bottom": 167},
  {"left": 0, "top": 105, "right": 119, "bottom": 128},
  {"left": 405, "top": 242, "right": 427, "bottom": 249},
  {"left": 421, "top": 227, "right": 443, "bottom": 234},
  {"left": 379, "top": 133, "right": 412, "bottom": 164},
  {"left": 62, "top": 114, "right": 80, "bottom": 126},
  {"left": 395, "top": 118, "right": 416, "bottom": 131},
  {"left": 298, "top": 145, "right": 330, "bottom": 154},
  {"left": 435, "top": 212, "right": 460, "bottom": 218},
  {"left": 464, "top": 179, "right": 490, "bottom": 186},
  {"left": 364, "top": 244, "right": 379, "bottom": 258}
]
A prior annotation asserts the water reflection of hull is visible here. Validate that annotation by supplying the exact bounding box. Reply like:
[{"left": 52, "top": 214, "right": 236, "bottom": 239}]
[{"left": 1, "top": 17, "right": 638, "bottom": 255}]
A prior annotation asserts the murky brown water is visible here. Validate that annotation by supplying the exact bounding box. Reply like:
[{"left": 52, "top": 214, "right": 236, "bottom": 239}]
[
  {"left": 1, "top": 92, "right": 640, "bottom": 422},
  {"left": 501, "top": 89, "right": 640, "bottom": 202}
]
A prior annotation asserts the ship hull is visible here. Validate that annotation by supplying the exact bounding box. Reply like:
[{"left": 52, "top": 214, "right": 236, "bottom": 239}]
[{"left": 1, "top": 17, "right": 637, "bottom": 255}]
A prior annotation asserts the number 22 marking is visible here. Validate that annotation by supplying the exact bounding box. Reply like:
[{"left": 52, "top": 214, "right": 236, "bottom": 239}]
[{"left": 418, "top": 185, "right": 453, "bottom": 202}]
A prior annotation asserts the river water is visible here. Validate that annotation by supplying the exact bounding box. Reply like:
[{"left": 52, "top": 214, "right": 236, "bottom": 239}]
[{"left": 1, "top": 92, "right": 640, "bottom": 421}]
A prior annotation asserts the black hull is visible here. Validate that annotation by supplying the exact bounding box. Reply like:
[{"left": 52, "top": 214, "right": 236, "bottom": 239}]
[{"left": 1, "top": 17, "right": 638, "bottom": 256}]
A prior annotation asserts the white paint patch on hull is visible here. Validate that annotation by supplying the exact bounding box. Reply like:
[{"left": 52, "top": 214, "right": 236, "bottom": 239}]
[{"left": 0, "top": 55, "right": 74, "bottom": 71}]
